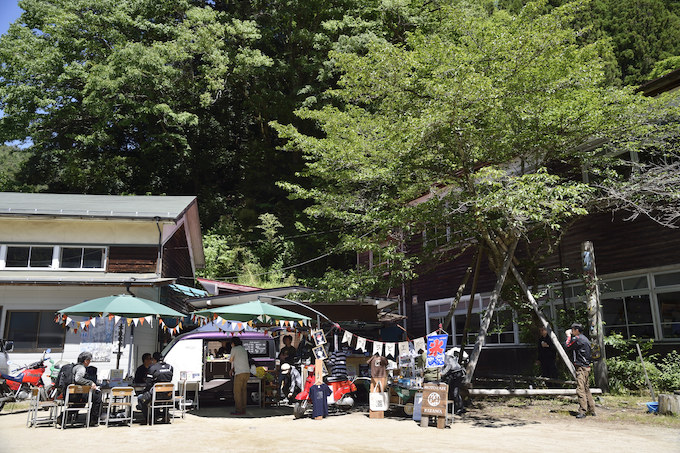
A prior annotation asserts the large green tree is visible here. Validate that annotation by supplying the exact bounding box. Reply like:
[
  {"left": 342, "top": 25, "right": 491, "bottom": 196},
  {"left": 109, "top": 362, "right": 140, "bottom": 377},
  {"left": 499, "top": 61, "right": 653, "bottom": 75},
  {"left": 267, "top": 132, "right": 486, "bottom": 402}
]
[{"left": 273, "top": 0, "right": 664, "bottom": 299}]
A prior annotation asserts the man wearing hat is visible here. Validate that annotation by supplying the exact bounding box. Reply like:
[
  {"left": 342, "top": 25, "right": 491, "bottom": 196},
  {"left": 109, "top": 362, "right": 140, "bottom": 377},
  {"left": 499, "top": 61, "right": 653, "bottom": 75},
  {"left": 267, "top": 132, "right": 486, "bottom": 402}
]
[{"left": 565, "top": 323, "right": 596, "bottom": 418}]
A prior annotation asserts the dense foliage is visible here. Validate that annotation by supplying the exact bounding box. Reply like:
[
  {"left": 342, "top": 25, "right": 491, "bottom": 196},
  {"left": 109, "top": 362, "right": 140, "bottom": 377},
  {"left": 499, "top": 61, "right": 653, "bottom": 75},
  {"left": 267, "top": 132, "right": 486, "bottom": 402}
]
[{"left": 1, "top": 0, "right": 679, "bottom": 287}]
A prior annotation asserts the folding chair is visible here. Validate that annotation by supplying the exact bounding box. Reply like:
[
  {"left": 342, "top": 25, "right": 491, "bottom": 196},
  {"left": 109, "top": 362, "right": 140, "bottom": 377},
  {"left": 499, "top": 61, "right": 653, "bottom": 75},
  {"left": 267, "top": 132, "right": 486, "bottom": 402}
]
[
  {"left": 26, "top": 387, "right": 59, "bottom": 428},
  {"left": 61, "top": 385, "right": 93, "bottom": 429},
  {"left": 105, "top": 387, "right": 134, "bottom": 427},
  {"left": 174, "top": 380, "right": 200, "bottom": 419},
  {"left": 148, "top": 383, "right": 174, "bottom": 426}
]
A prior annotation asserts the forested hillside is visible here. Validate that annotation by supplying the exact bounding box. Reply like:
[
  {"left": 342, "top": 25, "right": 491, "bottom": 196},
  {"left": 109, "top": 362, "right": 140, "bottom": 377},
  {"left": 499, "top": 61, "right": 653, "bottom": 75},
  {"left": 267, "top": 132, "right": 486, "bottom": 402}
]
[{"left": 1, "top": 0, "right": 678, "bottom": 289}]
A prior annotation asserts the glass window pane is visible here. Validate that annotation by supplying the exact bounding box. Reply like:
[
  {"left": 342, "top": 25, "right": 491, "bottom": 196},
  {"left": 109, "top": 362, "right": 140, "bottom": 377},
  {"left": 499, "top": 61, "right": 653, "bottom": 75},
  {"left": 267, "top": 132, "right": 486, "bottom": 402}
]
[
  {"left": 499, "top": 332, "right": 515, "bottom": 343},
  {"left": 601, "top": 280, "right": 622, "bottom": 293},
  {"left": 6, "top": 247, "right": 29, "bottom": 267},
  {"left": 61, "top": 248, "right": 82, "bottom": 268},
  {"left": 30, "top": 247, "right": 53, "bottom": 268},
  {"left": 604, "top": 325, "right": 628, "bottom": 339},
  {"left": 602, "top": 298, "right": 626, "bottom": 326},
  {"left": 6, "top": 312, "right": 39, "bottom": 349},
  {"left": 37, "top": 313, "right": 64, "bottom": 348},
  {"left": 623, "top": 276, "right": 648, "bottom": 291},
  {"left": 82, "top": 248, "right": 103, "bottom": 268},
  {"left": 627, "top": 324, "right": 654, "bottom": 339},
  {"left": 655, "top": 272, "right": 680, "bottom": 287},
  {"left": 625, "top": 295, "right": 653, "bottom": 324},
  {"left": 657, "top": 292, "right": 680, "bottom": 339}
]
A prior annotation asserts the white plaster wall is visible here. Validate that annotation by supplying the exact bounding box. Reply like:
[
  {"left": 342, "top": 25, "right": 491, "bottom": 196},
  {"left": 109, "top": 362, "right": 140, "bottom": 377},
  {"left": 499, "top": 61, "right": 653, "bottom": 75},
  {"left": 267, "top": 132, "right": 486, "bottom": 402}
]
[{"left": 0, "top": 217, "right": 166, "bottom": 245}]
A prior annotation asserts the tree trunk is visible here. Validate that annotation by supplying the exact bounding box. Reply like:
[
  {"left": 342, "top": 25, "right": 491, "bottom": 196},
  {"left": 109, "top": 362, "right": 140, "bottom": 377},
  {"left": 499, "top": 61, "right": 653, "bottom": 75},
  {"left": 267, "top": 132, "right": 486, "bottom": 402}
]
[
  {"left": 509, "top": 263, "right": 576, "bottom": 378},
  {"left": 582, "top": 241, "right": 609, "bottom": 391},
  {"left": 456, "top": 248, "right": 483, "bottom": 364},
  {"left": 464, "top": 238, "right": 518, "bottom": 384}
]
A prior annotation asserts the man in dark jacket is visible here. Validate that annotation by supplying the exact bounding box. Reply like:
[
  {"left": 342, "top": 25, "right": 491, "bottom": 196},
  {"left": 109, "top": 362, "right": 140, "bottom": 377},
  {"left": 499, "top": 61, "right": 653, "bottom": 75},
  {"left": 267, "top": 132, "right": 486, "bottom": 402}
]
[
  {"left": 565, "top": 323, "right": 596, "bottom": 418},
  {"left": 537, "top": 326, "right": 558, "bottom": 381},
  {"left": 137, "top": 352, "right": 174, "bottom": 423}
]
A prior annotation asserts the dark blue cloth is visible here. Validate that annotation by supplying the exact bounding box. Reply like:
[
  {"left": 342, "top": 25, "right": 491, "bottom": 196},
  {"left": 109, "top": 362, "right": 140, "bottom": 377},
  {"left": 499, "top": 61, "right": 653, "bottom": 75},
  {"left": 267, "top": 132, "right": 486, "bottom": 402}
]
[{"left": 310, "top": 384, "right": 331, "bottom": 418}]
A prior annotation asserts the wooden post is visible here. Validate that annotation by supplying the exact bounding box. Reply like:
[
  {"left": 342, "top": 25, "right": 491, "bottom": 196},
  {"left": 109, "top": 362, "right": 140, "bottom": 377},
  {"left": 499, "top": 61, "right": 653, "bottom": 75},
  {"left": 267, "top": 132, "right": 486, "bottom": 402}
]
[
  {"left": 582, "top": 241, "right": 608, "bottom": 391},
  {"left": 510, "top": 263, "right": 576, "bottom": 378},
  {"left": 464, "top": 238, "right": 518, "bottom": 384}
]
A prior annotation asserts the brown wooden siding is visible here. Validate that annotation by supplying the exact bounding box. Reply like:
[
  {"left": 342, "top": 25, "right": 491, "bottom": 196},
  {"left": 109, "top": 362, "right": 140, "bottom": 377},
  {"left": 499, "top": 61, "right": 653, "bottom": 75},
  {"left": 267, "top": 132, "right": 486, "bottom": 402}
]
[
  {"left": 107, "top": 246, "right": 158, "bottom": 273},
  {"left": 403, "top": 213, "right": 680, "bottom": 337},
  {"left": 538, "top": 212, "right": 680, "bottom": 279},
  {"left": 162, "top": 224, "right": 193, "bottom": 286}
]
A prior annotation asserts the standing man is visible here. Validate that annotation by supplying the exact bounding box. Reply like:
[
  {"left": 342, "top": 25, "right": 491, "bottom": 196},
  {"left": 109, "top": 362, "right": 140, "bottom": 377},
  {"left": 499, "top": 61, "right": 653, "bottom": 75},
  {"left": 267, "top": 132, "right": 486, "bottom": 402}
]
[
  {"left": 565, "top": 323, "right": 596, "bottom": 418},
  {"left": 229, "top": 337, "right": 250, "bottom": 415},
  {"left": 537, "top": 326, "right": 558, "bottom": 382}
]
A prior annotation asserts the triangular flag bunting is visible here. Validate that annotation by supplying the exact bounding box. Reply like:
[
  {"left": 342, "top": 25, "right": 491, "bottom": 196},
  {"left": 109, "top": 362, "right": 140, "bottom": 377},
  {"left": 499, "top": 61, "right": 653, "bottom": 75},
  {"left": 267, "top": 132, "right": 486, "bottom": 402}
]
[
  {"left": 342, "top": 330, "right": 352, "bottom": 345},
  {"left": 114, "top": 316, "right": 121, "bottom": 324},
  {"left": 90, "top": 318, "right": 96, "bottom": 327},
  {"left": 399, "top": 341, "right": 410, "bottom": 357},
  {"left": 373, "top": 341, "right": 383, "bottom": 356},
  {"left": 355, "top": 336, "right": 366, "bottom": 352},
  {"left": 413, "top": 337, "right": 426, "bottom": 353},
  {"left": 385, "top": 343, "right": 396, "bottom": 359}
]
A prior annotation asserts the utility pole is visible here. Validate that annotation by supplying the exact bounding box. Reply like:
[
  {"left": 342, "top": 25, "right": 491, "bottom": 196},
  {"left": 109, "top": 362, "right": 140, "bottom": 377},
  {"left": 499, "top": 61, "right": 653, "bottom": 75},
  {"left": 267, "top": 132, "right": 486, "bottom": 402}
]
[{"left": 582, "top": 241, "right": 609, "bottom": 392}]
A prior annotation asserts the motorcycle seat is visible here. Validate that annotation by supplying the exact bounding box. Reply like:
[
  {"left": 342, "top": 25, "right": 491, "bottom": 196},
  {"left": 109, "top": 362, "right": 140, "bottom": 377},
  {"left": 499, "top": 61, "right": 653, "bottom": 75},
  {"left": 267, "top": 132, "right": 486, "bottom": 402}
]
[{"left": 326, "top": 375, "right": 348, "bottom": 383}]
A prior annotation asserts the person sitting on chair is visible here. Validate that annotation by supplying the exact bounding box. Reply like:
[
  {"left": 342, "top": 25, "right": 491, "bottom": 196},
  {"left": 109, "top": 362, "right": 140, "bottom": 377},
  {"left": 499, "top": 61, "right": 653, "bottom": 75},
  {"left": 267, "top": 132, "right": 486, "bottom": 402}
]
[
  {"left": 279, "top": 335, "right": 297, "bottom": 365},
  {"left": 137, "top": 352, "right": 174, "bottom": 424},
  {"left": 134, "top": 353, "right": 153, "bottom": 384},
  {"left": 73, "top": 351, "right": 102, "bottom": 427}
]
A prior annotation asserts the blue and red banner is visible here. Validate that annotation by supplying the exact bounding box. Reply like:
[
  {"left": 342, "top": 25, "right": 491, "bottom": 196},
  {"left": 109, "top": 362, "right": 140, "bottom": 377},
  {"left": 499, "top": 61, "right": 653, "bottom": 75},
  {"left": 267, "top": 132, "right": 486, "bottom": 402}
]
[{"left": 426, "top": 334, "right": 447, "bottom": 368}]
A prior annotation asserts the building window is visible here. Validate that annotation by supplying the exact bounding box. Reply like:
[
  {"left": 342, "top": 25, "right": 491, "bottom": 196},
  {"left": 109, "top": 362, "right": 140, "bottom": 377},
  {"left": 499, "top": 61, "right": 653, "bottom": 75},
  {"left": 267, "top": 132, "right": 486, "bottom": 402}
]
[
  {"left": 486, "top": 308, "right": 516, "bottom": 344},
  {"left": 1, "top": 245, "right": 106, "bottom": 270},
  {"left": 601, "top": 295, "right": 655, "bottom": 339},
  {"left": 60, "top": 247, "right": 104, "bottom": 269},
  {"left": 657, "top": 292, "right": 680, "bottom": 339},
  {"left": 5, "top": 246, "right": 53, "bottom": 268},
  {"left": 4, "top": 311, "right": 65, "bottom": 351}
]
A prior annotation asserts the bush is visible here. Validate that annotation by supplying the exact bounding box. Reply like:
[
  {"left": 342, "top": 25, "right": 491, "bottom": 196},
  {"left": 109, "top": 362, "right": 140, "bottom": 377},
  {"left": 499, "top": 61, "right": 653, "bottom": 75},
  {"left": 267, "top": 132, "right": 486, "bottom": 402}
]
[
  {"left": 605, "top": 357, "right": 660, "bottom": 394},
  {"left": 656, "top": 350, "right": 680, "bottom": 392},
  {"left": 604, "top": 333, "right": 680, "bottom": 393}
]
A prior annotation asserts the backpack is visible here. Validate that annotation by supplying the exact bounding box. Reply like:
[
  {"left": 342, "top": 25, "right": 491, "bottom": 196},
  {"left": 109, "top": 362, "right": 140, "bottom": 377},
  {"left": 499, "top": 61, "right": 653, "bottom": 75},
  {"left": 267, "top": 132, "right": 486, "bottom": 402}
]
[{"left": 55, "top": 363, "right": 75, "bottom": 398}]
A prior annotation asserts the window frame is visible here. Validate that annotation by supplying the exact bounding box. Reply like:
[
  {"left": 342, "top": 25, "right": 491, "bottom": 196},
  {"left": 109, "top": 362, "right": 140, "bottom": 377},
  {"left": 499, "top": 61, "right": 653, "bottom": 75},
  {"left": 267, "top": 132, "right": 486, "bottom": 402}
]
[
  {"left": 0, "top": 244, "right": 108, "bottom": 271},
  {"left": 3, "top": 310, "right": 66, "bottom": 352}
]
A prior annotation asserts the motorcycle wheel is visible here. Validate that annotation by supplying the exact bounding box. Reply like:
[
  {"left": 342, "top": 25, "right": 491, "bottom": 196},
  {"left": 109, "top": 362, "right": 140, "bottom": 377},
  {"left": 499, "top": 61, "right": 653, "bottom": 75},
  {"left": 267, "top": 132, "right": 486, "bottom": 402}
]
[{"left": 293, "top": 400, "right": 308, "bottom": 419}]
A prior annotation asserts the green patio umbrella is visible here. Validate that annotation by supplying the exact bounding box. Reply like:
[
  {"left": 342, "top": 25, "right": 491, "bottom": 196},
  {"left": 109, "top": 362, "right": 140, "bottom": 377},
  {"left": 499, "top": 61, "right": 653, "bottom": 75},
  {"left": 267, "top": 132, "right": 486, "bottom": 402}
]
[
  {"left": 193, "top": 300, "right": 311, "bottom": 324},
  {"left": 57, "top": 294, "right": 185, "bottom": 319}
]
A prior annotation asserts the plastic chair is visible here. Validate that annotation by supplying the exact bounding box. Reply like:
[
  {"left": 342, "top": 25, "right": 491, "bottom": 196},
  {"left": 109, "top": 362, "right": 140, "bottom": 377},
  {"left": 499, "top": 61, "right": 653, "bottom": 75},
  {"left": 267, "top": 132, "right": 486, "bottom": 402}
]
[
  {"left": 105, "top": 386, "right": 134, "bottom": 427},
  {"left": 26, "top": 387, "right": 59, "bottom": 428},
  {"left": 148, "top": 383, "right": 174, "bottom": 425},
  {"left": 60, "top": 385, "right": 93, "bottom": 429}
]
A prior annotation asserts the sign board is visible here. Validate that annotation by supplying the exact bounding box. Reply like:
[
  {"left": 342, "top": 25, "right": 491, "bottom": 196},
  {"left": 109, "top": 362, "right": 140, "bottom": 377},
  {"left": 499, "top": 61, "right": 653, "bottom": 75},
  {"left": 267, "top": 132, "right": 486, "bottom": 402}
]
[
  {"left": 426, "top": 334, "right": 447, "bottom": 368},
  {"left": 421, "top": 383, "right": 448, "bottom": 416}
]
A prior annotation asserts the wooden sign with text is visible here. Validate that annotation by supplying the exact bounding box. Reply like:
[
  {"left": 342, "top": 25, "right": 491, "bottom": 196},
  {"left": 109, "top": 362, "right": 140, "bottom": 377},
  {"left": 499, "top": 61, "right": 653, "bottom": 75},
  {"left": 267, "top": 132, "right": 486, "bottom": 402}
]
[{"left": 421, "top": 383, "right": 448, "bottom": 417}]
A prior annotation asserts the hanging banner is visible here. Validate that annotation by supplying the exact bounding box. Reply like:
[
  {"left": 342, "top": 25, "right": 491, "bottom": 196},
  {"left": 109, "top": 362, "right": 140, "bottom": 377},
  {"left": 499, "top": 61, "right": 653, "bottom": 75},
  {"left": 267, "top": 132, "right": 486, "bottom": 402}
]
[
  {"left": 80, "top": 316, "right": 115, "bottom": 361},
  {"left": 372, "top": 341, "right": 383, "bottom": 356},
  {"left": 342, "top": 330, "right": 353, "bottom": 345},
  {"left": 426, "top": 334, "right": 447, "bottom": 368},
  {"left": 398, "top": 341, "right": 410, "bottom": 357},
  {"left": 413, "top": 337, "right": 426, "bottom": 354},
  {"left": 355, "top": 337, "right": 366, "bottom": 352},
  {"left": 384, "top": 342, "right": 396, "bottom": 359}
]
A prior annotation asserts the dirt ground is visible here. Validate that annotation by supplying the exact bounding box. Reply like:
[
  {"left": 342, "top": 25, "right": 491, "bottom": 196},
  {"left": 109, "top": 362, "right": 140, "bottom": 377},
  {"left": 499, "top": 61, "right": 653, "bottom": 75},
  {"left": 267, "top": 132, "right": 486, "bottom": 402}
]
[{"left": 1, "top": 396, "right": 678, "bottom": 453}]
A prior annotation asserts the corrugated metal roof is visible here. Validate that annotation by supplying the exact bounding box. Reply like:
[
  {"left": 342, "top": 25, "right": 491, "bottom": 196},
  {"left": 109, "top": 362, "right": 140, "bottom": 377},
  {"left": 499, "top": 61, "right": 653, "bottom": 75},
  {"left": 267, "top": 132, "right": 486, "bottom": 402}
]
[{"left": 0, "top": 192, "right": 196, "bottom": 220}]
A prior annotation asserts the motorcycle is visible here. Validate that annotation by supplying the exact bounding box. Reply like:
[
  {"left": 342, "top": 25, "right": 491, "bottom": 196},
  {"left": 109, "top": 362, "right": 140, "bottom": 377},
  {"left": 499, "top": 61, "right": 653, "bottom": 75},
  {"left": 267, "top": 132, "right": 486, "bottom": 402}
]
[
  {"left": 293, "top": 363, "right": 357, "bottom": 419},
  {"left": 0, "top": 349, "right": 51, "bottom": 411}
]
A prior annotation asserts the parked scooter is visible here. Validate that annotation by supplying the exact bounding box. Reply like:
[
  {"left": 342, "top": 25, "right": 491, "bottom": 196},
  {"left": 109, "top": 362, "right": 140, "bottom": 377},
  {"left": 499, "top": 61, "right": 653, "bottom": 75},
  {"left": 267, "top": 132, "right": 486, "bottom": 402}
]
[
  {"left": 0, "top": 349, "right": 51, "bottom": 410},
  {"left": 293, "top": 363, "right": 357, "bottom": 419}
]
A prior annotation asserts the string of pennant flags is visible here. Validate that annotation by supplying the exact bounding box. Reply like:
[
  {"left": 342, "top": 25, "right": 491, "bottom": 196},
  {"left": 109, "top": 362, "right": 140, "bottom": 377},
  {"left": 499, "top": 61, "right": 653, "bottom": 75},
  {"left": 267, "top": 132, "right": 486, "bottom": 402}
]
[
  {"left": 55, "top": 314, "right": 186, "bottom": 335},
  {"left": 55, "top": 312, "right": 435, "bottom": 353}
]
